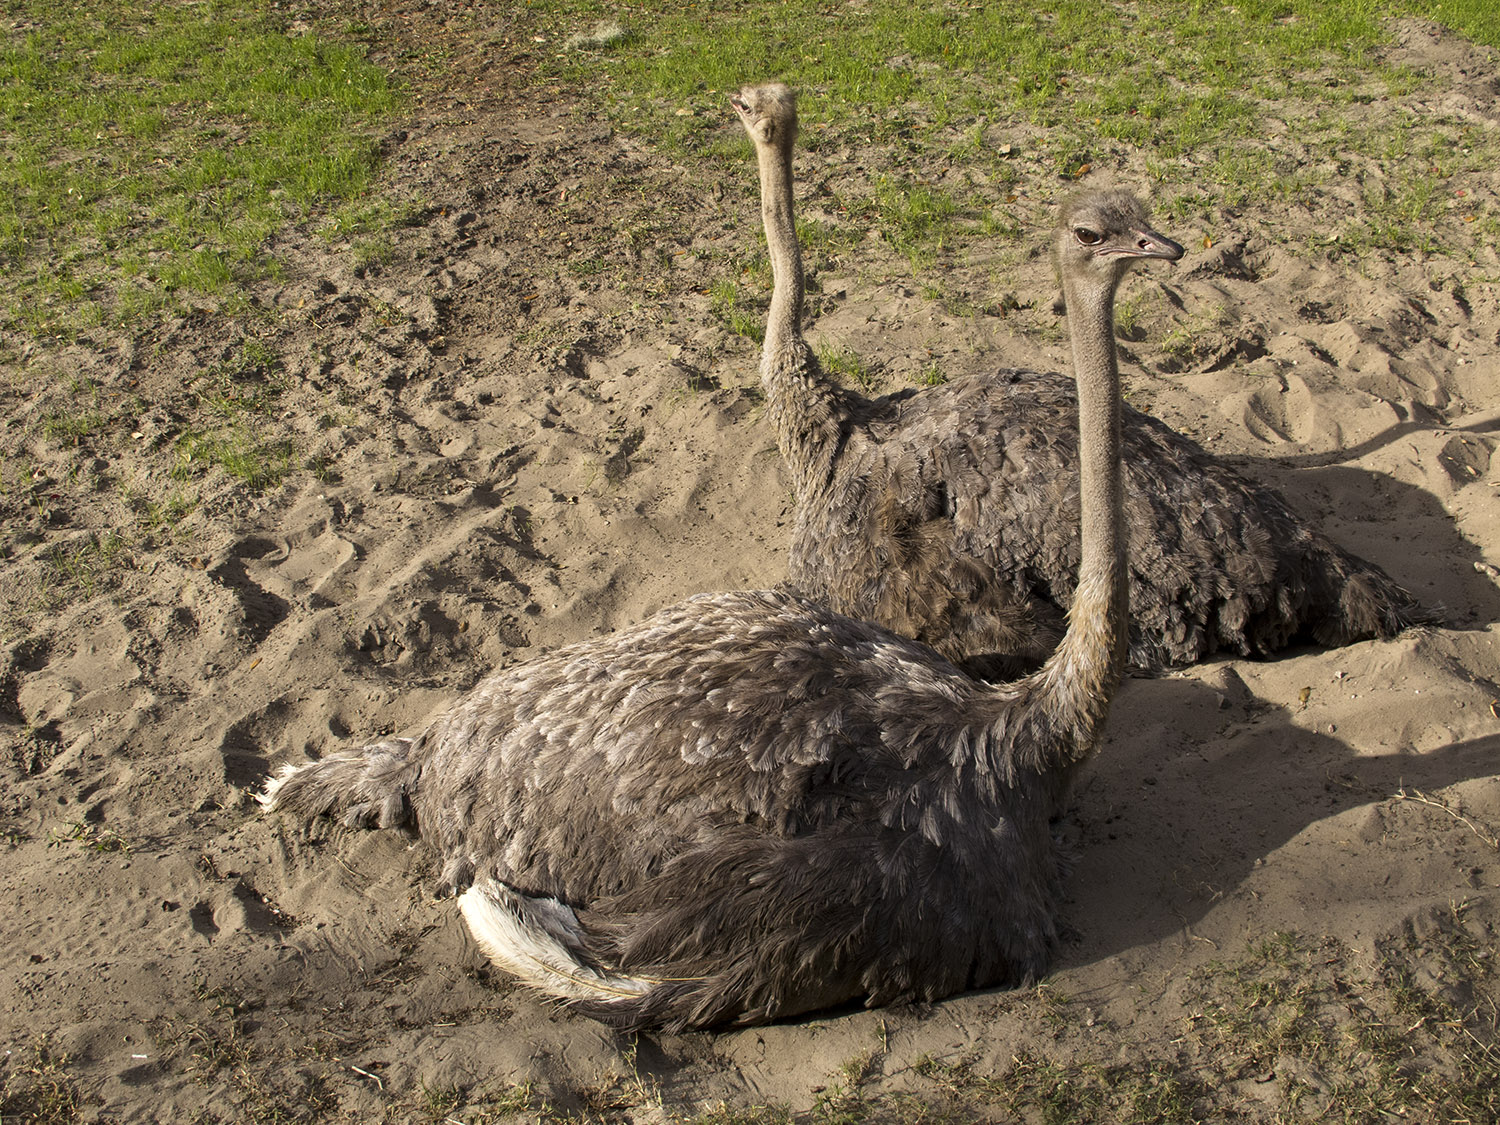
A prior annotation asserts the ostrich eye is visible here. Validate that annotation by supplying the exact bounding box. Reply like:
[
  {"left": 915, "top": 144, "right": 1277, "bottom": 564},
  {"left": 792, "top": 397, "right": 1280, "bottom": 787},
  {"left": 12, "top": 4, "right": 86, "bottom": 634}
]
[{"left": 1074, "top": 227, "right": 1103, "bottom": 246}]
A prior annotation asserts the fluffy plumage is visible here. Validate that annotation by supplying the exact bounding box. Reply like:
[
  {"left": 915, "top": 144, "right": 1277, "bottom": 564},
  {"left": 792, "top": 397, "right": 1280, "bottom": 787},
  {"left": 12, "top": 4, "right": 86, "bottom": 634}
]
[
  {"left": 262, "top": 180, "right": 1174, "bottom": 1032},
  {"left": 732, "top": 83, "right": 1432, "bottom": 677},
  {"left": 265, "top": 591, "right": 1074, "bottom": 1029},
  {"left": 803, "top": 371, "right": 1433, "bottom": 677}
]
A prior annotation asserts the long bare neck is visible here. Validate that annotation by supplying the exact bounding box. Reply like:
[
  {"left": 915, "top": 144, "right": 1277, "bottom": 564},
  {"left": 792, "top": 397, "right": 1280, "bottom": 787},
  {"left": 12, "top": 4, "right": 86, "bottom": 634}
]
[
  {"left": 754, "top": 134, "right": 842, "bottom": 501},
  {"left": 1004, "top": 270, "right": 1128, "bottom": 785}
]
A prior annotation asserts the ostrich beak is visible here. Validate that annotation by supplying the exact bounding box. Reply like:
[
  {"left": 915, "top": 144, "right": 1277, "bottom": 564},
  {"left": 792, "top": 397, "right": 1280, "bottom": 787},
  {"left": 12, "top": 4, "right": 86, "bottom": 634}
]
[{"left": 1121, "top": 226, "right": 1184, "bottom": 262}]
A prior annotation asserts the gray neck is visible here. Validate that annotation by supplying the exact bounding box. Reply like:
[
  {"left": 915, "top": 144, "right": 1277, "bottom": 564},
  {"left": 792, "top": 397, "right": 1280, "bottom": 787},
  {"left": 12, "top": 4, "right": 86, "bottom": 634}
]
[
  {"left": 1006, "top": 270, "right": 1129, "bottom": 783},
  {"left": 755, "top": 136, "right": 842, "bottom": 501}
]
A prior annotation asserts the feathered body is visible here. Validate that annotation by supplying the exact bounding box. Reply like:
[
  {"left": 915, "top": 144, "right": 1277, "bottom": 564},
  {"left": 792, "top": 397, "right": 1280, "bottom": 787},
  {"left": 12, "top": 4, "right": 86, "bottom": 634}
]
[
  {"left": 795, "top": 372, "right": 1428, "bottom": 677},
  {"left": 264, "top": 180, "right": 1176, "bottom": 1031},
  {"left": 733, "top": 84, "right": 1431, "bottom": 678},
  {"left": 266, "top": 589, "right": 1092, "bottom": 1031}
]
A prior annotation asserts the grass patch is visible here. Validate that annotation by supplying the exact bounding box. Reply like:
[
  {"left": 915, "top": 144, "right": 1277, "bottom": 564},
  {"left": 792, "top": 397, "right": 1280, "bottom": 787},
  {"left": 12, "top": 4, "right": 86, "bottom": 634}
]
[
  {"left": 174, "top": 1017, "right": 336, "bottom": 1124},
  {"left": 852, "top": 918, "right": 1500, "bottom": 1124},
  {"left": 173, "top": 428, "right": 298, "bottom": 491},
  {"left": 1185, "top": 919, "right": 1500, "bottom": 1122},
  {"left": 39, "top": 408, "right": 107, "bottom": 448},
  {"left": 0, "top": 1038, "right": 81, "bottom": 1124},
  {"left": 710, "top": 277, "right": 765, "bottom": 341},
  {"left": 130, "top": 490, "right": 198, "bottom": 538},
  {"left": 46, "top": 819, "right": 130, "bottom": 853},
  {"left": 913, "top": 361, "right": 947, "bottom": 387},
  {"left": 1159, "top": 304, "right": 1232, "bottom": 370},
  {"left": 33, "top": 376, "right": 120, "bottom": 449},
  {"left": 187, "top": 337, "right": 287, "bottom": 420},
  {"left": 815, "top": 341, "right": 880, "bottom": 393},
  {"left": 868, "top": 177, "right": 960, "bottom": 268},
  {"left": 0, "top": 0, "right": 400, "bottom": 337},
  {"left": 795, "top": 216, "right": 858, "bottom": 274},
  {"left": 529, "top": 0, "right": 1499, "bottom": 261},
  {"left": 39, "top": 532, "right": 130, "bottom": 601}
]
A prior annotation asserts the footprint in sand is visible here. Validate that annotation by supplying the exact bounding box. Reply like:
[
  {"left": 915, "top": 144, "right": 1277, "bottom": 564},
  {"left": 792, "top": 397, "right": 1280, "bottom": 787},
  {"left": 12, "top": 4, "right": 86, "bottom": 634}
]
[
  {"left": 13, "top": 618, "right": 145, "bottom": 760},
  {"left": 239, "top": 526, "right": 360, "bottom": 608},
  {"left": 1438, "top": 434, "right": 1494, "bottom": 487},
  {"left": 232, "top": 498, "right": 363, "bottom": 610},
  {"left": 206, "top": 553, "right": 292, "bottom": 645},
  {"left": 1228, "top": 375, "right": 1317, "bottom": 444},
  {"left": 1308, "top": 321, "right": 1450, "bottom": 410}
]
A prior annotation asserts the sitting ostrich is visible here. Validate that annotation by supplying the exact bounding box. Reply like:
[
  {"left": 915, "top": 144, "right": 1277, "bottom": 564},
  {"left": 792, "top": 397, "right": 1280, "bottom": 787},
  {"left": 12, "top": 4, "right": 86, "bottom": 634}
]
[
  {"left": 732, "top": 83, "right": 1431, "bottom": 678},
  {"left": 260, "top": 187, "right": 1181, "bottom": 1031}
]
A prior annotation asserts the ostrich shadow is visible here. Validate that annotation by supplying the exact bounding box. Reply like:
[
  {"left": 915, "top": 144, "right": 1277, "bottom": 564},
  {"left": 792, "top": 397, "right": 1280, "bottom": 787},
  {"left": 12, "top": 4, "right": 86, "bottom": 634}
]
[
  {"left": 1057, "top": 671, "right": 1500, "bottom": 971},
  {"left": 1264, "top": 412, "right": 1500, "bottom": 471}
]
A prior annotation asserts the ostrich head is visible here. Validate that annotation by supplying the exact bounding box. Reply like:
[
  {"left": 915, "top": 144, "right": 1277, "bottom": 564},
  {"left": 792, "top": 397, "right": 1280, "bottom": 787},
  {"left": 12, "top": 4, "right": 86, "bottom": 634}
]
[
  {"left": 1057, "top": 189, "right": 1184, "bottom": 297},
  {"left": 731, "top": 83, "right": 798, "bottom": 152}
]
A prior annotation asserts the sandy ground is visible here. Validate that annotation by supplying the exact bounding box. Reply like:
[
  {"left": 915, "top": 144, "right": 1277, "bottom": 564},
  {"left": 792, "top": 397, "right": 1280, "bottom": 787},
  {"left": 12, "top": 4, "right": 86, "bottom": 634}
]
[{"left": 2, "top": 9, "right": 1499, "bottom": 1123}]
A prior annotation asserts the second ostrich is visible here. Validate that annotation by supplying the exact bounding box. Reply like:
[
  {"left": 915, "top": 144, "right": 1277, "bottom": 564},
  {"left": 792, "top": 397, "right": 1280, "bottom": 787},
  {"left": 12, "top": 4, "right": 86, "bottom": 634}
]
[
  {"left": 260, "top": 184, "right": 1176, "bottom": 1032},
  {"left": 733, "top": 83, "right": 1431, "bottom": 677}
]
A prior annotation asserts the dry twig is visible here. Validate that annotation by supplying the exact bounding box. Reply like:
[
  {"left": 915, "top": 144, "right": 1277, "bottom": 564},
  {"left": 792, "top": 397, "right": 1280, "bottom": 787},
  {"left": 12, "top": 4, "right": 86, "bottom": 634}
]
[{"left": 1394, "top": 785, "right": 1500, "bottom": 850}]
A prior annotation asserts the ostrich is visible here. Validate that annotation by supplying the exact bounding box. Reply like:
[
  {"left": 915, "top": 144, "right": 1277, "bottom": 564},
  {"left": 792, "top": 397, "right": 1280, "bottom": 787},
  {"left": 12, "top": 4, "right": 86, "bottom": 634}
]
[
  {"left": 260, "top": 188, "right": 1179, "bottom": 1032},
  {"left": 732, "top": 83, "right": 1431, "bottom": 678}
]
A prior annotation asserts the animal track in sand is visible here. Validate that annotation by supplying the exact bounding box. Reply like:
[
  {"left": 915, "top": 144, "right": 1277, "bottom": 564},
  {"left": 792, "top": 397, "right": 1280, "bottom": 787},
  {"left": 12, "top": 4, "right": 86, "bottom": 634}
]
[{"left": 239, "top": 525, "right": 361, "bottom": 608}]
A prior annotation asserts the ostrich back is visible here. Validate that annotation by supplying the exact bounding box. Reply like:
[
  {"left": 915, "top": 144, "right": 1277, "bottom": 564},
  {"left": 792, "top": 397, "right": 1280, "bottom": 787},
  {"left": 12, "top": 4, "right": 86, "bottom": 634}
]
[
  {"left": 789, "top": 370, "right": 1424, "bottom": 675},
  {"left": 396, "top": 589, "right": 1068, "bottom": 1028}
]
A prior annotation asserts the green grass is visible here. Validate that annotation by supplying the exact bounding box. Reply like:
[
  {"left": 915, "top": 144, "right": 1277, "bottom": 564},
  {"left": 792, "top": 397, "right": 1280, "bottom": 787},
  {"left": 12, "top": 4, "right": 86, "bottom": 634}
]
[
  {"left": 529, "top": 0, "right": 1499, "bottom": 261},
  {"left": 417, "top": 1081, "right": 463, "bottom": 1121},
  {"left": 0, "top": 0, "right": 401, "bottom": 337},
  {"left": 541, "top": 1, "right": 1499, "bottom": 126},
  {"left": 1184, "top": 922, "right": 1500, "bottom": 1122},
  {"left": 39, "top": 407, "right": 106, "bottom": 447},
  {"left": 44, "top": 532, "right": 129, "bottom": 598},
  {"left": 173, "top": 427, "right": 298, "bottom": 491},
  {"left": 867, "top": 177, "right": 960, "bottom": 268},
  {"left": 795, "top": 216, "right": 857, "bottom": 271},
  {"left": 914, "top": 360, "right": 947, "bottom": 387},
  {"left": 1413, "top": 0, "right": 1500, "bottom": 44},
  {"left": 4, "top": 0, "right": 1494, "bottom": 344},
  {"left": 188, "top": 337, "right": 287, "bottom": 419},
  {"left": 815, "top": 341, "right": 880, "bottom": 393},
  {"left": 830, "top": 919, "right": 1500, "bottom": 1125},
  {"left": 7, "top": 1, "right": 1488, "bottom": 346},
  {"left": 46, "top": 819, "right": 130, "bottom": 852},
  {"left": 129, "top": 490, "right": 197, "bottom": 537},
  {"left": 709, "top": 277, "right": 766, "bottom": 341}
]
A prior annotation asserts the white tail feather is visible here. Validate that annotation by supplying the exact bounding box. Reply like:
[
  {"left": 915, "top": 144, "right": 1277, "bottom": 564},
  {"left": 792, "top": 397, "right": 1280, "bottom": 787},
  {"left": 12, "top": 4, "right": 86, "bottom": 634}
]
[
  {"left": 256, "top": 763, "right": 303, "bottom": 810},
  {"left": 458, "top": 883, "right": 653, "bottom": 1003}
]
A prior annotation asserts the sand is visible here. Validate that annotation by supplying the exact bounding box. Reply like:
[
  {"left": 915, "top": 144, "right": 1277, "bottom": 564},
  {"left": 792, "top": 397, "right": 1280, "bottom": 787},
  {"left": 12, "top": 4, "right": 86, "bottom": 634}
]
[{"left": 1, "top": 10, "right": 1498, "bottom": 1123}]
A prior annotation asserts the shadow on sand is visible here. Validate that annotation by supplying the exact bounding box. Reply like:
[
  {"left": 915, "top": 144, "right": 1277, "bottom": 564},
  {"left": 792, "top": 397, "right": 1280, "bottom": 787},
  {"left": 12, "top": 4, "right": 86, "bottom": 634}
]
[{"left": 1060, "top": 670, "right": 1500, "bottom": 970}]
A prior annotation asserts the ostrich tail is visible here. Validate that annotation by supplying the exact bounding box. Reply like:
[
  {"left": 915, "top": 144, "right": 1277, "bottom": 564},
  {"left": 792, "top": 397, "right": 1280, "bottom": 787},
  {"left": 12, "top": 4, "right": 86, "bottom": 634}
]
[
  {"left": 1301, "top": 537, "right": 1439, "bottom": 647},
  {"left": 458, "top": 882, "right": 654, "bottom": 1010},
  {"left": 1318, "top": 564, "right": 1441, "bottom": 645},
  {"left": 258, "top": 738, "right": 419, "bottom": 830}
]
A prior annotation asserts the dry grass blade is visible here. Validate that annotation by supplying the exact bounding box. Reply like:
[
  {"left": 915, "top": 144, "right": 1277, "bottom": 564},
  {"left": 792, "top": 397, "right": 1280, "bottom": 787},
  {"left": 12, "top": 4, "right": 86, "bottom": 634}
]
[
  {"left": 1394, "top": 785, "right": 1500, "bottom": 850},
  {"left": 348, "top": 1063, "right": 384, "bottom": 1090}
]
